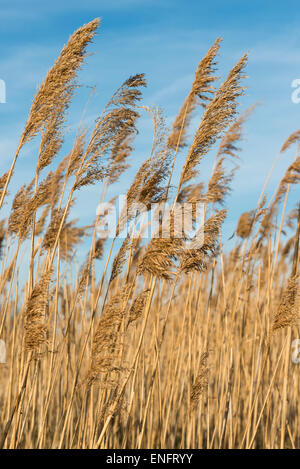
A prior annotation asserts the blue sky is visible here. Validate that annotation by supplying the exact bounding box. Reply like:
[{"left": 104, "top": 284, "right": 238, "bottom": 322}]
[{"left": 1, "top": 0, "right": 300, "bottom": 267}]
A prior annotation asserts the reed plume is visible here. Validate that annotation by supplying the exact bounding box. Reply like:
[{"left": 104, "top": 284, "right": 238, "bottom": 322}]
[
  {"left": 180, "top": 209, "right": 227, "bottom": 273},
  {"left": 0, "top": 19, "right": 100, "bottom": 210},
  {"left": 179, "top": 54, "right": 247, "bottom": 189},
  {"left": 87, "top": 290, "right": 129, "bottom": 387},
  {"left": 23, "top": 19, "right": 100, "bottom": 145},
  {"left": 191, "top": 352, "right": 209, "bottom": 411},
  {"left": 3, "top": 18, "right": 300, "bottom": 451},
  {"left": 24, "top": 269, "right": 52, "bottom": 351},
  {"left": 167, "top": 38, "right": 221, "bottom": 150},
  {"left": 272, "top": 275, "right": 299, "bottom": 331}
]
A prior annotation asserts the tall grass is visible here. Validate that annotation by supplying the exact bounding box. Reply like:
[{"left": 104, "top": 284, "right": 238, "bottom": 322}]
[{"left": 0, "top": 19, "right": 299, "bottom": 449}]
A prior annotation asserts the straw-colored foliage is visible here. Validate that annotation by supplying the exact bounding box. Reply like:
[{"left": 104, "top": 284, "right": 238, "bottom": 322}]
[{"left": 0, "top": 19, "right": 300, "bottom": 449}]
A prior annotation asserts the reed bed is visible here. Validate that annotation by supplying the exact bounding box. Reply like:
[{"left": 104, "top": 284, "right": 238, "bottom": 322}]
[{"left": 0, "top": 18, "right": 299, "bottom": 449}]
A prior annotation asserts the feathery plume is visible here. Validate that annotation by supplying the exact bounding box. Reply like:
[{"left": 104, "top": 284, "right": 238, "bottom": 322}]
[
  {"left": 0, "top": 172, "right": 9, "bottom": 198},
  {"left": 272, "top": 275, "right": 299, "bottom": 331},
  {"left": 274, "top": 157, "right": 300, "bottom": 207},
  {"left": 110, "top": 235, "right": 131, "bottom": 281},
  {"left": 205, "top": 157, "right": 236, "bottom": 205},
  {"left": 66, "top": 131, "right": 87, "bottom": 178},
  {"left": 8, "top": 185, "right": 33, "bottom": 240},
  {"left": 177, "top": 182, "right": 205, "bottom": 204},
  {"left": 138, "top": 237, "right": 183, "bottom": 280},
  {"left": 59, "top": 219, "right": 87, "bottom": 261},
  {"left": 191, "top": 352, "right": 209, "bottom": 411},
  {"left": 180, "top": 55, "right": 247, "bottom": 187},
  {"left": 0, "top": 20, "right": 100, "bottom": 210},
  {"left": 87, "top": 290, "right": 129, "bottom": 387},
  {"left": 42, "top": 207, "right": 67, "bottom": 251},
  {"left": 216, "top": 105, "right": 256, "bottom": 160},
  {"left": 117, "top": 108, "right": 170, "bottom": 234},
  {"left": 94, "top": 237, "right": 106, "bottom": 260},
  {"left": 259, "top": 158, "right": 300, "bottom": 241},
  {"left": 180, "top": 209, "right": 227, "bottom": 273},
  {"left": 167, "top": 38, "right": 221, "bottom": 150},
  {"left": 128, "top": 289, "right": 150, "bottom": 326},
  {"left": 280, "top": 130, "right": 300, "bottom": 154},
  {"left": 236, "top": 210, "right": 255, "bottom": 239},
  {"left": 24, "top": 269, "right": 52, "bottom": 351},
  {"left": 22, "top": 19, "right": 100, "bottom": 144},
  {"left": 75, "top": 75, "right": 146, "bottom": 190},
  {"left": 37, "top": 94, "right": 67, "bottom": 172}
]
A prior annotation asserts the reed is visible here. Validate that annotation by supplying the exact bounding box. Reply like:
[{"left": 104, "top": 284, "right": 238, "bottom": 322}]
[{"left": 0, "top": 19, "right": 299, "bottom": 450}]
